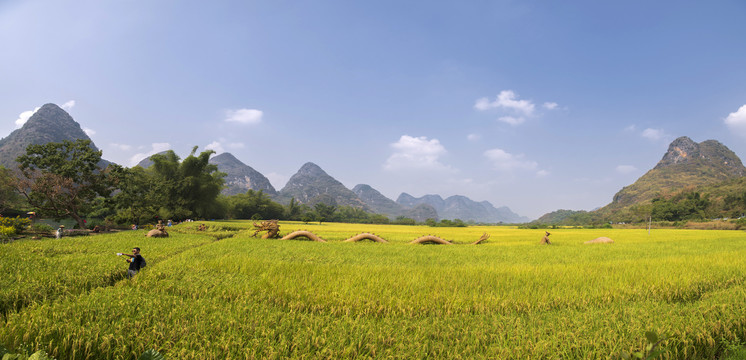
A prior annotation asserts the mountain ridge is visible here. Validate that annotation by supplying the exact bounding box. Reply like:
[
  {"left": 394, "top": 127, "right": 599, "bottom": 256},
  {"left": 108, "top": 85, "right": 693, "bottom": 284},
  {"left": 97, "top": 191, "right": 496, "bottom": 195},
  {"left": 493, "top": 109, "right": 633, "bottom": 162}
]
[{"left": 4, "top": 103, "right": 529, "bottom": 222}]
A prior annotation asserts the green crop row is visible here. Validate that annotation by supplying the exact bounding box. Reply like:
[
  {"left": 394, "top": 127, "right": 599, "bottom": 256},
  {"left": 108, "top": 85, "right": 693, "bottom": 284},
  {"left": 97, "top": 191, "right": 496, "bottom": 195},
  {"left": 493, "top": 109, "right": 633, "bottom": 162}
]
[{"left": 0, "top": 230, "right": 216, "bottom": 318}]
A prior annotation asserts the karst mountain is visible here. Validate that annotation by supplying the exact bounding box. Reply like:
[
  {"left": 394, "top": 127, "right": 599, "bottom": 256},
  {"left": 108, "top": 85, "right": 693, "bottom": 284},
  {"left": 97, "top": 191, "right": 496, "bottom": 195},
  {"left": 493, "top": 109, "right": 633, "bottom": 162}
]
[
  {"left": 537, "top": 136, "right": 746, "bottom": 223},
  {"left": 0, "top": 103, "right": 108, "bottom": 169},
  {"left": 601, "top": 136, "right": 745, "bottom": 211}
]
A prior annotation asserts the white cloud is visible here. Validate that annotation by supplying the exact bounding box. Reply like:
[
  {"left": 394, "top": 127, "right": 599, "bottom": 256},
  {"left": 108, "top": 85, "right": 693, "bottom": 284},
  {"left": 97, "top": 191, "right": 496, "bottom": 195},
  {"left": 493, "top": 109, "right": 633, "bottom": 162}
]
[
  {"left": 110, "top": 143, "right": 132, "bottom": 151},
  {"left": 624, "top": 124, "right": 637, "bottom": 132},
  {"left": 61, "top": 100, "right": 75, "bottom": 110},
  {"left": 542, "top": 102, "right": 558, "bottom": 110},
  {"left": 227, "top": 142, "right": 245, "bottom": 149},
  {"left": 474, "top": 90, "right": 535, "bottom": 116},
  {"left": 225, "top": 108, "right": 263, "bottom": 124},
  {"left": 724, "top": 104, "right": 746, "bottom": 135},
  {"left": 83, "top": 127, "right": 96, "bottom": 136},
  {"left": 536, "top": 169, "right": 550, "bottom": 177},
  {"left": 484, "top": 148, "right": 540, "bottom": 172},
  {"left": 205, "top": 141, "right": 224, "bottom": 154},
  {"left": 474, "top": 97, "right": 492, "bottom": 111},
  {"left": 467, "top": 133, "right": 481, "bottom": 141},
  {"left": 384, "top": 135, "right": 450, "bottom": 171},
  {"left": 14, "top": 107, "right": 40, "bottom": 128},
  {"left": 128, "top": 142, "right": 171, "bottom": 167},
  {"left": 497, "top": 116, "right": 525, "bottom": 126},
  {"left": 616, "top": 165, "right": 637, "bottom": 174},
  {"left": 641, "top": 128, "right": 666, "bottom": 141}
]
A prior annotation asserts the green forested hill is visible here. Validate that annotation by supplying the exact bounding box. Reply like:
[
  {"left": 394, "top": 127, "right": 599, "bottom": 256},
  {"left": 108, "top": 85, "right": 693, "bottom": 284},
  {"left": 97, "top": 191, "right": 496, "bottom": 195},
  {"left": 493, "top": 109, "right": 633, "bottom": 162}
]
[{"left": 536, "top": 136, "right": 746, "bottom": 224}]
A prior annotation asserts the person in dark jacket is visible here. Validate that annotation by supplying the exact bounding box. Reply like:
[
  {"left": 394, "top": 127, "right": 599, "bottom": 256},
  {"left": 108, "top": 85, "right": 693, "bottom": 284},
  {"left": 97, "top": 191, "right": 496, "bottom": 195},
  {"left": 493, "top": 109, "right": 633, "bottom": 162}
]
[{"left": 118, "top": 247, "right": 145, "bottom": 278}]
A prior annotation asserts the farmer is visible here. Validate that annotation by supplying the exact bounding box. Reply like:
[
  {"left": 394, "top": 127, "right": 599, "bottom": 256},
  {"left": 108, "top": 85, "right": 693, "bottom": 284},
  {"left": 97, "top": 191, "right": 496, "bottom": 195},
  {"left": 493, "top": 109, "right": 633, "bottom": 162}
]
[
  {"left": 55, "top": 225, "right": 64, "bottom": 239},
  {"left": 118, "top": 247, "right": 145, "bottom": 278}
]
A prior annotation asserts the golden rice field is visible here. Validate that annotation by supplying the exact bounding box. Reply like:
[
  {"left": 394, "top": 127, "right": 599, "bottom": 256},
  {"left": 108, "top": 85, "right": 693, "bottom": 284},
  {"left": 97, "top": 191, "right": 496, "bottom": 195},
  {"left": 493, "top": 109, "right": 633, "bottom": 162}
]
[{"left": 1, "top": 221, "right": 745, "bottom": 359}]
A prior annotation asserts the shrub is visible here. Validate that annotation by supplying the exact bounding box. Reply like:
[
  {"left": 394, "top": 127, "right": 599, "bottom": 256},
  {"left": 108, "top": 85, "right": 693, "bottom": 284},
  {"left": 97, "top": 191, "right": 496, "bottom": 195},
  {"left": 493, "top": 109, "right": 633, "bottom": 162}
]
[
  {"left": 31, "top": 223, "right": 55, "bottom": 233},
  {"left": 0, "top": 225, "right": 16, "bottom": 241},
  {"left": 0, "top": 215, "right": 31, "bottom": 233}
]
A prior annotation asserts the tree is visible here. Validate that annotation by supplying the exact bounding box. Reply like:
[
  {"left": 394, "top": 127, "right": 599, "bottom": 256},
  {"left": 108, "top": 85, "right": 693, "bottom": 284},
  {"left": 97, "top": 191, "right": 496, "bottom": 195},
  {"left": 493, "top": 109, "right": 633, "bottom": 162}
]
[
  {"left": 226, "top": 190, "right": 284, "bottom": 219},
  {"left": 108, "top": 166, "right": 162, "bottom": 225},
  {"left": 14, "top": 139, "right": 119, "bottom": 229},
  {"left": 111, "top": 147, "right": 226, "bottom": 223},
  {"left": 285, "top": 197, "right": 301, "bottom": 220},
  {"left": 0, "top": 166, "right": 24, "bottom": 214},
  {"left": 314, "top": 202, "right": 336, "bottom": 224}
]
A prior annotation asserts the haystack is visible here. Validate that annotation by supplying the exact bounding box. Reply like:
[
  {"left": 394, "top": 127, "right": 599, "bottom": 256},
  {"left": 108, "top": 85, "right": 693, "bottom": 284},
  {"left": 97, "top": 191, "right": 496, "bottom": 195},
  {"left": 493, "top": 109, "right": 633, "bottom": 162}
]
[
  {"left": 146, "top": 229, "right": 169, "bottom": 238},
  {"left": 584, "top": 237, "right": 613, "bottom": 244}
]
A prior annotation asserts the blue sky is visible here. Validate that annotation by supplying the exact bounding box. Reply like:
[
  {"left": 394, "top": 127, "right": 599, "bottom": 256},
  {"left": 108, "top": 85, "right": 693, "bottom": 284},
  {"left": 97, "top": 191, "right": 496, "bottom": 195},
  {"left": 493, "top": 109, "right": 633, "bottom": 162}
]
[{"left": 2, "top": 0, "right": 745, "bottom": 219}]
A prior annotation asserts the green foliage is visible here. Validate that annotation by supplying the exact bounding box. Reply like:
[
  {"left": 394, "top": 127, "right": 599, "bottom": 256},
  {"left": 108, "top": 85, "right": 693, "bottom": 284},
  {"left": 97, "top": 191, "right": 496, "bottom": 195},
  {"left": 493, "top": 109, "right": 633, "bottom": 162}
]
[
  {"left": 0, "top": 216, "right": 31, "bottom": 234},
  {"left": 0, "top": 166, "right": 24, "bottom": 214},
  {"left": 0, "top": 344, "right": 55, "bottom": 360},
  {"left": 429, "top": 218, "right": 467, "bottom": 227},
  {"left": 313, "top": 202, "right": 336, "bottom": 223},
  {"left": 110, "top": 148, "right": 225, "bottom": 223},
  {"left": 650, "top": 191, "right": 710, "bottom": 221},
  {"left": 30, "top": 224, "right": 53, "bottom": 233},
  {"left": 224, "top": 190, "right": 284, "bottom": 220},
  {"left": 14, "top": 140, "right": 119, "bottom": 229},
  {"left": 0, "top": 226, "right": 17, "bottom": 241},
  {"left": 392, "top": 216, "right": 416, "bottom": 225},
  {"left": 137, "top": 349, "right": 165, "bottom": 360}
]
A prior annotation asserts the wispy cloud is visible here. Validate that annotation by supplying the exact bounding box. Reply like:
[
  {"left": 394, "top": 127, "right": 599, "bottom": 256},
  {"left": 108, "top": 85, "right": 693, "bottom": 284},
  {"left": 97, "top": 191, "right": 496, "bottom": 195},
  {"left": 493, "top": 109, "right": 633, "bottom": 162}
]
[
  {"left": 83, "top": 127, "right": 96, "bottom": 136},
  {"left": 128, "top": 142, "right": 171, "bottom": 167},
  {"left": 497, "top": 116, "right": 525, "bottom": 126},
  {"left": 542, "top": 102, "right": 558, "bottom": 110},
  {"left": 204, "top": 140, "right": 245, "bottom": 154},
  {"left": 205, "top": 141, "right": 224, "bottom": 154},
  {"left": 475, "top": 90, "right": 535, "bottom": 115},
  {"left": 384, "top": 135, "right": 451, "bottom": 171},
  {"left": 725, "top": 104, "right": 746, "bottom": 136},
  {"left": 615, "top": 165, "right": 638, "bottom": 174},
  {"left": 467, "top": 133, "right": 481, "bottom": 141},
  {"left": 14, "top": 107, "right": 40, "bottom": 128},
  {"left": 225, "top": 108, "right": 263, "bottom": 124},
  {"left": 110, "top": 143, "right": 132, "bottom": 151},
  {"left": 61, "top": 100, "right": 75, "bottom": 110},
  {"left": 641, "top": 128, "right": 668, "bottom": 141},
  {"left": 484, "top": 148, "right": 545, "bottom": 176},
  {"left": 475, "top": 90, "right": 558, "bottom": 126}
]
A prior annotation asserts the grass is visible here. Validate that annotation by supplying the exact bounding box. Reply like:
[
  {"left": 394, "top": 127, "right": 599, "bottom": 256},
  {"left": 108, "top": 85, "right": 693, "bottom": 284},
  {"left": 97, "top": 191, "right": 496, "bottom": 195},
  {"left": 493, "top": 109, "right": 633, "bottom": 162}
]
[{"left": 1, "top": 222, "right": 745, "bottom": 359}]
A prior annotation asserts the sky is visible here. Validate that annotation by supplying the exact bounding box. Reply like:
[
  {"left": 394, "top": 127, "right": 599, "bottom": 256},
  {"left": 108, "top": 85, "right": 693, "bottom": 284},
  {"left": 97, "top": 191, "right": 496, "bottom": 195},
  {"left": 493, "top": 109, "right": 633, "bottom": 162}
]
[{"left": 1, "top": 0, "right": 746, "bottom": 220}]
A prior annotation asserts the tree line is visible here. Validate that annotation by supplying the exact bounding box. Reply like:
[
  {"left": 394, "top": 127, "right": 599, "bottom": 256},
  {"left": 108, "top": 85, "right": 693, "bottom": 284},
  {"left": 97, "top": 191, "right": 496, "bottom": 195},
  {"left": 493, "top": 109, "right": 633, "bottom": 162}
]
[{"left": 0, "top": 140, "right": 427, "bottom": 228}]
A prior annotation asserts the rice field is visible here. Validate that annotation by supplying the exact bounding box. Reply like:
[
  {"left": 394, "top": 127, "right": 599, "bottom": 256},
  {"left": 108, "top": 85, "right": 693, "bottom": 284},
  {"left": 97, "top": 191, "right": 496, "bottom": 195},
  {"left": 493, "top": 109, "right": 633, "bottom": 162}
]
[{"left": 1, "top": 222, "right": 745, "bottom": 359}]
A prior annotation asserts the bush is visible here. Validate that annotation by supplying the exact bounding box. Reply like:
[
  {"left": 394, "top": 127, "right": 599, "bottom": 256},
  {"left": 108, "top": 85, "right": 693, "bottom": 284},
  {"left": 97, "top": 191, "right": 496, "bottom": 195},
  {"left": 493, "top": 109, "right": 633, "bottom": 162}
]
[
  {"left": 1, "top": 225, "right": 17, "bottom": 241},
  {"left": 0, "top": 215, "right": 31, "bottom": 233},
  {"left": 31, "top": 223, "right": 54, "bottom": 233}
]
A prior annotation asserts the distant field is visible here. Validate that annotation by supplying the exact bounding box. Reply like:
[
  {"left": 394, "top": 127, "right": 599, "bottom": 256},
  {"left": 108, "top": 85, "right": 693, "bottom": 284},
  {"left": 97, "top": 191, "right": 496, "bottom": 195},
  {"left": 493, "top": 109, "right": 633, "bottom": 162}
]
[{"left": 1, "top": 222, "right": 745, "bottom": 359}]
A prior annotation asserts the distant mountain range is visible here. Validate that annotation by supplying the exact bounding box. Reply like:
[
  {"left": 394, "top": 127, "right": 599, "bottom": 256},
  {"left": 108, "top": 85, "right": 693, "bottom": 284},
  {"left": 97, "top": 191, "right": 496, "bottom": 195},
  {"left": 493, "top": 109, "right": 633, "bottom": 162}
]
[
  {"left": 5, "top": 104, "right": 527, "bottom": 222},
  {"left": 20, "top": 103, "right": 744, "bottom": 224}
]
